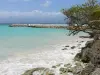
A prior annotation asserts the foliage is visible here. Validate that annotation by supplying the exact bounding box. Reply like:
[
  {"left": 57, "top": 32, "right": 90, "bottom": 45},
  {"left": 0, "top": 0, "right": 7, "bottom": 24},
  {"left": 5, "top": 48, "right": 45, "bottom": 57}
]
[{"left": 62, "top": 0, "right": 100, "bottom": 36}]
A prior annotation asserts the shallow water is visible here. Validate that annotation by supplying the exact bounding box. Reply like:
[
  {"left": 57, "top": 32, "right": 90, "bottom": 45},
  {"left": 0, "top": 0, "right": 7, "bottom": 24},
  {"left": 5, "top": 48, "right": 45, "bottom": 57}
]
[
  {"left": 0, "top": 24, "right": 77, "bottom": 59},
  {"left": 0, "top": 24, "right": 88, "bottom": 75}
]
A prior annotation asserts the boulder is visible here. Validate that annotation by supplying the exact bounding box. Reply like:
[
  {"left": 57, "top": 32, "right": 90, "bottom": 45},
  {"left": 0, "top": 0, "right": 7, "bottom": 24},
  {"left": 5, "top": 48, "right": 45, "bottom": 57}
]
[
  {"left": 80, "top": 63, "right": 95, "bottom": 75},
  {"left": 22, "top": 67, "right": 55, "bottom": 75},
  {"left": 62, "top": 48, "right": 68, "bottom": 50},
  {"left": 65, "top": 45, "right": 70, "bottom": 47},
  {"left": 71, "top": 65, "right": 83, "bottom": 74},
  {"left": 64, "top": 63, "right": 72, "bottom": 68},
  {"left": 74, "top": 52, "right": 82, "bottom": 61},
  {"left": 22, "top": 67, "right": 46, "bottom": 75},
  {"left": 71, "top": 46, "right": 76, "bottom": 49},
  {"left": 91, "top": 68, "right": 100, "bottom": 75}
]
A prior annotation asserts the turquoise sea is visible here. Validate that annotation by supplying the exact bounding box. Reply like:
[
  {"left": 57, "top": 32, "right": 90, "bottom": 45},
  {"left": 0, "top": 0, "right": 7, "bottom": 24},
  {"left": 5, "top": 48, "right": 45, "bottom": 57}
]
[
  {"left": 0, "top": 24, "right": 87, "bottom": 59},
  {"left": 0, "top": 24, "right": 89, "bottom": 75},
  {"left": 0, "top": 25, "right": 71, "bottom": 59}
]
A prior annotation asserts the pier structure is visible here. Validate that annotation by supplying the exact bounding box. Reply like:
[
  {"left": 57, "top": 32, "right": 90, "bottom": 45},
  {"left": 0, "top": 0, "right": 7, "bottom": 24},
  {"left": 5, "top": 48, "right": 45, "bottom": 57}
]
[{"left": 9, "top": 24, "right": 68, "bottom": 29}]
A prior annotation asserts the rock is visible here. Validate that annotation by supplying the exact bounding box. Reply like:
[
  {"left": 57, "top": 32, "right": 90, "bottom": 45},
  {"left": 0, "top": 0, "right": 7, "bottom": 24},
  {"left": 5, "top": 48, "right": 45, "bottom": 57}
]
[
  {"left": 60, "top": 73, "right": 68, "bottom": 75},
  {"left": 56, "top": 63, "right": 62, "bottom": 67},
  {"left": 75, "top": 39, "right": 100, "bottom": 75},
  {"left": 79, "top": 41, "right": 84, "bottom": 43},
  {"left": 59, "top": 67, "right": 68, "bottom": 75},
  {"left": 65, "top": 45, "right": 69, "bottom": 47},
  {"left": 81, "top": 41, "right": 84, "bottom": 43},
  {"left": 71, "top": 65, "right": 83, "bottom": 74},
  {"left": 45, "top": 70, "right": 55, "bottom": 75},
  {"left": 52, "top": 63, "right": 62, "bottom": 68},
  {"left": 81, "top": 40, "right": 100, "bottom": 65},
  {"left": 80, "top": 63, "right": 95, "bottom": 75},
  {"left": 89, "top": 40, "right": 100, "bottom": 65},
  {"left": 91, "top": 68, "right": 100, "bottom": 75},
  {"left": 75, "top": 62, "right": 82, "bottom": 66},
  {"left": 74, "top": 52, "right": 82, "bottom": 61},
  {"left": 22, "top": 67, "right": 55, "bottom": 75},
  {"left": 59, "top": 67, "right": 68, "bottom": 73},
  {"left": 62, "top": 48, "right": 68, "bottom": 50},
  {"left": 59, "top": 68, "right": 65, "bottom": 72},
  {"left": 77, "top": 44, "right": 81, "bottom": 46},
  {"left": 79, "top": 36, "right": 90, "bottom": 38},
  {"left": 71, "top": 46, "right": 76, "bottom": 49},
  {"left": 68, "top": 68, "right": 73, "bottom": 73},
  {"left": 64, "top": 63, "right": 72, "bottom": 68},
  {"left": 22, "top": 67, "right": 46, "bottom": 75},
  {"left": 81, "top": 47, "right": 91, "bottom": 63},
  {"left": 52, "top": 66, "right": 56, "bottom": 68},
  {"left": 85, "top": 40, "right": 94, "bottom": 48}
]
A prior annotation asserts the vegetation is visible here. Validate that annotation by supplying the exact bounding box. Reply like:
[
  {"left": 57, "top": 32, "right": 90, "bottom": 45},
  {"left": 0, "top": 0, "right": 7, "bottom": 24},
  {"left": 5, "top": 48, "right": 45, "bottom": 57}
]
[{"left": 62, "top": 0, "right": 100, "bottom": 38}]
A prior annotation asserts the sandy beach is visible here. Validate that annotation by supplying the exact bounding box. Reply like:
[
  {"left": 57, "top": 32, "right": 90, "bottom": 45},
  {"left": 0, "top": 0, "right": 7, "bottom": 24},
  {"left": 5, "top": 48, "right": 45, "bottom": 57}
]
[{"left": 0, "top": 36, "right": 91, "bottom": 75}]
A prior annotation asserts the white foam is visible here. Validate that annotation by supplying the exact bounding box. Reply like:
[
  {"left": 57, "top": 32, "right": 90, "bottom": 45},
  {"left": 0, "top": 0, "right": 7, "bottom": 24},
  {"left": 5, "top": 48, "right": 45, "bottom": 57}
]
[{"left": 0, "top": 38, "right": 91, "bottom": 75}]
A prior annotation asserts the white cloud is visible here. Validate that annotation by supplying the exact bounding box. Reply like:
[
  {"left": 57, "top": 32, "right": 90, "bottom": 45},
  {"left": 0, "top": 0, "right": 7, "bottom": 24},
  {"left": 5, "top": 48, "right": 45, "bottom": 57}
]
[
  {"left": 41, "top": 0, "right": 52, "bottom": 7},
  {"left": 0, "top": 10, "right": 64, "bottom": 23},
  {"left": 0, "top": 10, "right": 65, "bottom": 23},
  {"left": 0, "top": 10, "right": 62, "bottom": 17}
]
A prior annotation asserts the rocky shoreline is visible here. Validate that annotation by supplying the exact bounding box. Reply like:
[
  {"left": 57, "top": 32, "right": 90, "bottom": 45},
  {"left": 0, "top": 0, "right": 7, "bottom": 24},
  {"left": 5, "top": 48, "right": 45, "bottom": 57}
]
[
  {"left": 74, "top": 39, "right": 100, "bottom": 75},
  {"left": 22, "top": 38, "right": 91, "bottom": 75}
]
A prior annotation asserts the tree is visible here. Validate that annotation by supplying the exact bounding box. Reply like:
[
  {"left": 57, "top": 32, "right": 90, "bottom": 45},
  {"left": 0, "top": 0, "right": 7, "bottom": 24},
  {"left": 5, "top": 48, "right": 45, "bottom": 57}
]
[{"left": 62, "top": 0, "right": 100, "bottom": 37}]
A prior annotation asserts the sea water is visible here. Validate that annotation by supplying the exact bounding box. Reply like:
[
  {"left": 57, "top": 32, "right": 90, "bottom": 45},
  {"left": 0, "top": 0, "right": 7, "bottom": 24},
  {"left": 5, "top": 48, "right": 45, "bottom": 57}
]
[
  {"left": 0, "top": 25, "right": 70, "bottom": 59},
  {"left": 0, "top": 24, "right": 88, "bottom": 75}
]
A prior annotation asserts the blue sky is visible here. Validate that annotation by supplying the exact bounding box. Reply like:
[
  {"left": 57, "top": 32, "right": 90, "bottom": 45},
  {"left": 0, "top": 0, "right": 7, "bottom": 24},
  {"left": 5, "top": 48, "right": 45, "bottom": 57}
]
[{"left": 0, "top": 0, "right": 96, "bottom": 23}]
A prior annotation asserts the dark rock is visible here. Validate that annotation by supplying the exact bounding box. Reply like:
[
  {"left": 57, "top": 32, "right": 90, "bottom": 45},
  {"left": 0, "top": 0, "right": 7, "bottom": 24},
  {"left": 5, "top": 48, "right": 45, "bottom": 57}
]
[
  {"left": 89, "top": 40, "right": 100, "bottom": 65},
  {"left": 65, "top": 45, "right": 70, "bottom": 47},
  {"left": 74, "top": 52, "right": 82, "bottom": 61},
  {"left": 77, "top": 44, "right": 81, "bottom": 46},
  {"left": 71, "top": 53, "right": 74, "bottom": 55},
  {"left": 81, "top": 51, "right": 90, "bottom": 63},
  {"left": 75, "top": 62, "right": 82, "bottom": 66},
  {"left": 52, "top": 63, "right": 62, "bottom": 68},
  {"left": 79, "top": 36, "right": 90, "bottom": 38},
  {"left": 85, "top": 40, "right": 94, "bottom": 48},
  {"left": 47, "top": 71, "right": 55, "bottom": 75},
  {"left": 52, "top": 66, "right": 56, "bottom": 68},
  {"left": 80, "top": 40, "right": 100, "bottom": 65},
  {"left": 72, "top": 65, "right": 83, "bottom": 74},
  {"left": 56, "top": 63, "right": 62, "bottom": 67},
  {"left": 75, "top": 39, "right": 100, "bottom": 75},
  {"left": 22, "top": 67, "right": 46, "bottom": 75},
  {"left": 82, "top": 41, "right": 84, "bottom": 42},
  {"left": 62, "top": 48, "right": 68, "bottom": 50},
  {"left": 81, "top": 47, "right": 91, "bottom": 63},
  {"left": 80, "top": 41, "right": 84, "bottom": 43},
  {"left": 59, "top": 67, "right": 68, "bottom": 73},
  {"left": 91, "top": 68, "right": 100, "bottom": 75},
  {"left": 80, "top": 63, "right": 95, "bottom": 75},
  {"left": 64, "top": 63, "right": 72, "bottom": 68},
  {"left": 71, "top": 46, "right": 76, "bottom": 49},
  {"left": 22, "top": 67, "right": 55, "bottom": 75}
]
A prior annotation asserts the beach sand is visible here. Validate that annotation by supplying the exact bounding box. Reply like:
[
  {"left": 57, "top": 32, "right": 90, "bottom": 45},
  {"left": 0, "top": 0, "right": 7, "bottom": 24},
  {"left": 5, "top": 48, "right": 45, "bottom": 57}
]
[{"left": 0, "top": 37, "right": 91, "bottom": 75}]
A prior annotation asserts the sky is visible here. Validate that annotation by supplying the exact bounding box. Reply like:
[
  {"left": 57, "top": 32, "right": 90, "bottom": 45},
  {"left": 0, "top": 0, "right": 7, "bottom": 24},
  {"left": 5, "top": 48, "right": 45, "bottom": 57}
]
[{"left": 0, "top": 0, "right": 95, "bottom": 24}]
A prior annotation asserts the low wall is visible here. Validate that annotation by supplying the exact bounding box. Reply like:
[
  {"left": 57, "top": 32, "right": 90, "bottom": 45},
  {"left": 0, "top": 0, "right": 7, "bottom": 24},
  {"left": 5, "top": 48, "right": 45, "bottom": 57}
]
[{"left": 9, "top": 24, "right": 68, "bottom": 29}]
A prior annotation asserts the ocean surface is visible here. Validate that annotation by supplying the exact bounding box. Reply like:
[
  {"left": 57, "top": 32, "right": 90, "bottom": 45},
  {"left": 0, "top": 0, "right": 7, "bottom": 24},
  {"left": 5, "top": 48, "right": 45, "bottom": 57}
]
[
  {"left": 0, "top": 24, "right": 88, "bottom": 75},
  {"left": 0, "top": 25, "right": 66, "bottom": 59},
  {"left": 0, "top": 25, "right": 87, "bottom": 60}
]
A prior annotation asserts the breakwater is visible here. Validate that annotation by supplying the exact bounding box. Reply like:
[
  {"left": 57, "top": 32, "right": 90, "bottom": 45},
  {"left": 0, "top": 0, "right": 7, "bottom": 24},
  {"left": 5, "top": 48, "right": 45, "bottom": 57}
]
[{"left": 9, "top": 24, "right": 68, "bottom": 29}]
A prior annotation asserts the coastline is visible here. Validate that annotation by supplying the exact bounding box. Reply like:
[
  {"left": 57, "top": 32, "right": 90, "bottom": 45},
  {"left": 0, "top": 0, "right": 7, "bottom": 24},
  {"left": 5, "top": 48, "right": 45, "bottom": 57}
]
[{"left": 0, "top": 36, "right": 91, "bottom": 75}]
